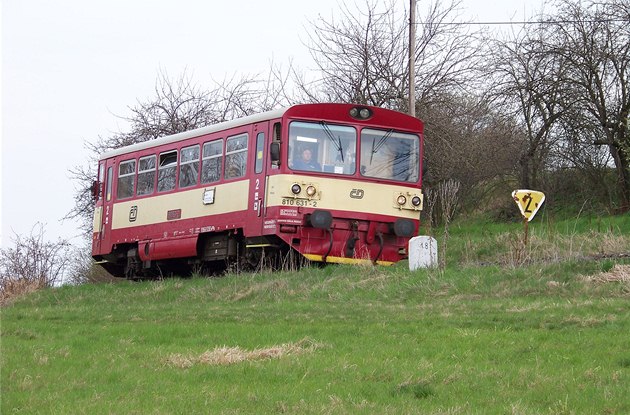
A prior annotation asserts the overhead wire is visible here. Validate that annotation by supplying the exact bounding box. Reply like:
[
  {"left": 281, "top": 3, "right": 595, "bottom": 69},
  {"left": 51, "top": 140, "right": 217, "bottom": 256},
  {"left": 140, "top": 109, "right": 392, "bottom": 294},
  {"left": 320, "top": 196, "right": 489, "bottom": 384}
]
[{"left": 413, "top": 18, "right": 628, "bottom": 26}]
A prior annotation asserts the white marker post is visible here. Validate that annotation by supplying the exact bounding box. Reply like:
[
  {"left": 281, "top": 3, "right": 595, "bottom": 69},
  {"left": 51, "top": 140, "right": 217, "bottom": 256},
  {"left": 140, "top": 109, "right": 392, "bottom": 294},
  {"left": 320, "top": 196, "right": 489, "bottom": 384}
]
[{"left": 408, "top": 236, "right": 438, "bottom": 270}]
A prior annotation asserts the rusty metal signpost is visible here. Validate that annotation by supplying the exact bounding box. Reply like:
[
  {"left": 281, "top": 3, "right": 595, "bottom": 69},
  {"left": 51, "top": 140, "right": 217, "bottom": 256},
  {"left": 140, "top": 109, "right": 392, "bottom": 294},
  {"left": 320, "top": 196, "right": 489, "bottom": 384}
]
[{"left": 512, "top": 190, "right": 546, "bottom": 246}]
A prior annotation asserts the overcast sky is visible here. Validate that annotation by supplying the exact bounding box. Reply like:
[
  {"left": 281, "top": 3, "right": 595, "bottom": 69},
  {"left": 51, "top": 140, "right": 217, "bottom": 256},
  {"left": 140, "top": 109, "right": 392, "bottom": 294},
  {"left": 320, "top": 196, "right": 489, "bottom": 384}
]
[{"left": 1, "top": 0, "right": 543, "bottom": 248}]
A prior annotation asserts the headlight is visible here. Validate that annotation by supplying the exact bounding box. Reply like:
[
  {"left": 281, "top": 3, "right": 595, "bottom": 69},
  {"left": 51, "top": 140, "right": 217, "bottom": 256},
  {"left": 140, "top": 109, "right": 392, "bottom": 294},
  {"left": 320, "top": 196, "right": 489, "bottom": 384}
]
[
  {"left": 291, "top": 183, "right": 301, "bottom": 195},
  {"left": 411, "top": 196, "right": 422, "bottom": 207},
  {"left": 306, "top": 185, "right": 317, "bottom": 197},
  {"left": 396, "top": 195, "right": 407, "bottom": 206},
  {"left": 349, "top": 106, "right": 373, "bottom": 120}
]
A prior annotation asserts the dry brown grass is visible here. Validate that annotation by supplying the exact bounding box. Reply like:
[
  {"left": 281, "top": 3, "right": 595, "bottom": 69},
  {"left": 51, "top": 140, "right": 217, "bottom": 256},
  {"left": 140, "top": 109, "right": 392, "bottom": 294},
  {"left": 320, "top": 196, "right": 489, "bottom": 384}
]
[
  {"left": 230, "top": 279, "right": 290, "bottom": 301},
  {"left": 490, "top": 228, "right": 630, "bottom": 269},
  {"left": 0, "top": 278, "right": 44, "bottom": 306},
  {"left": 581, "top": 264, "right": 630, "bottom": 284},
  {"left": 165, "top": 337, "right": 323, "bottom": 368},
  {"left": 597, "top": 232, "right": 630, "bottom": 256}
]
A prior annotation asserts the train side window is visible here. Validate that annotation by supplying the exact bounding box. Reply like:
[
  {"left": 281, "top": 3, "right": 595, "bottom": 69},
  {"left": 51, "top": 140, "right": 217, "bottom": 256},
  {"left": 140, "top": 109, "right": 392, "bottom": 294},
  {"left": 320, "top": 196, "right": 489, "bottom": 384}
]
[
  {"left": 158, "top": 150, "right": 178, "bottom": 192},
  {"left": 201, "top": 139, "right": 223, "bottom": 184},
  {"left": 225, "top": 133, "right": 248, "bottom": 179},
  {"left": 179, "top": 145, "right": 200, "bottom": 189},
  {"left": 255, "top": 132, "right": 264, "bottom": 174},
  {"left": 273, "top": 122, "right": 281, "bottom": 141},
  {"left": 117, "top": 159, "right": 136, "bottom": 199},
  {"left": 106, "top": 166, "right": 113, "bottom": 201},
  {"left": 137, "top": 155, "right": 156, "bottom": 196}
]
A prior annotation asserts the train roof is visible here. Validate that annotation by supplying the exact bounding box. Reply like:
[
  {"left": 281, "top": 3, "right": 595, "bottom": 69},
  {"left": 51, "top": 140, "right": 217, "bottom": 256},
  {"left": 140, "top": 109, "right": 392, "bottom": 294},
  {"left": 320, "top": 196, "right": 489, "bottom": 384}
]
[
  {"left": 99, "top": 107, "right": 288, "bottom": 160},
  {"left": 98, "top": 103, "right": 423, "bottom": 160}
]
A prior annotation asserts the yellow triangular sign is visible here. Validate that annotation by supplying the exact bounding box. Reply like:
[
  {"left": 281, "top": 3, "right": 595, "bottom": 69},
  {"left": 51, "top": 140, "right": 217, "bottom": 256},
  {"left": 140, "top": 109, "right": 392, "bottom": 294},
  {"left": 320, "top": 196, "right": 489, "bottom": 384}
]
[{"left": 512, "top": 190, "right": 545, "bottom": 222}]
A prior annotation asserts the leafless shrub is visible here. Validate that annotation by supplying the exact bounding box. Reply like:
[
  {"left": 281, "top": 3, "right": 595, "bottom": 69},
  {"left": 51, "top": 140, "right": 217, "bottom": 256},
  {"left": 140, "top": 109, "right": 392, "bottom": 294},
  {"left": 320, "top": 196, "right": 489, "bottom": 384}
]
[
  {"left": 424, "top": 187, "right": 439, "bottom": 232},
  {"left": 423, "top": 180, "right": 460, "bottom": 269},
  {"left": 0, "top": 224, "right": 72, "bottom": 304},
  {"left": 500, "top": 231, "right": 534, "bottom": 268},
  {"left": 437, "top": 180, "right": 460, "bottom": 269},
  {"left": 439, "top": 180, "right": 460, "bottom": 226}
]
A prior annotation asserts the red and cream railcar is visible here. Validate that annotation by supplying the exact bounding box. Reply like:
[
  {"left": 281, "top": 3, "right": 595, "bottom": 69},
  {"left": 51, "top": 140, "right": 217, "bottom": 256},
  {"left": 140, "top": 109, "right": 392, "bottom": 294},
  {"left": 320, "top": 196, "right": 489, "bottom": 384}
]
[{"left": 91, "top": 103, "right": 424, "bottom": 277}]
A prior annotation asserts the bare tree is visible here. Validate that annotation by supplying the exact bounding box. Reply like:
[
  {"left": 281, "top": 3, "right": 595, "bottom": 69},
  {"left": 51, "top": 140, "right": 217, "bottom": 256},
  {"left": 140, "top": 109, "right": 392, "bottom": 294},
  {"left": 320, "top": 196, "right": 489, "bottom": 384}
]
[
  {"left": 124, "top": 71, "right": 222, "bottom": 141},
  {"left": 412, "top": 0, "right": 484, "bottom": 110},
  {"left": 421, "top": 93, "right": 521, "bottom": 211},
  {"left": 301, "top": 0, "right": 482, "bottom": 111},
  {"left": 490, "top": 27, "right": 569, "bottom": 189},
  {"left": 545, "top": 0, "right": 630, "bottom": 211},
  {"left": 209, "top": 63, "right": 295, "bottom": 119},
  {"left": 66, "top": 71, "right": 222, "bottom": 236},
  {"left": 485, "top": 0, "right": 629, "bottom": 213},
  {"left": 67, "top": 159, "right": 100, "bottom": 236},
  {"left": 300, "top": 0, "right": 408, "bottom": 107}
]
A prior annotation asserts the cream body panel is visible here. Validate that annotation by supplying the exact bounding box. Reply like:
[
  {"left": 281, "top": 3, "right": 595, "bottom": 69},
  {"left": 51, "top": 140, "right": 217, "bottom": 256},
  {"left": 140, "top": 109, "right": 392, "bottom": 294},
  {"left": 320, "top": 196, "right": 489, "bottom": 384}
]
[
  {"left": 266, "top": 174, "right": 422, "bottom": 220},
  {"left": 112, "top": 180, "right": 249, "bottom": 230},
  {"left": 92, "top": 206, "right": 103, "bottom": 233}
]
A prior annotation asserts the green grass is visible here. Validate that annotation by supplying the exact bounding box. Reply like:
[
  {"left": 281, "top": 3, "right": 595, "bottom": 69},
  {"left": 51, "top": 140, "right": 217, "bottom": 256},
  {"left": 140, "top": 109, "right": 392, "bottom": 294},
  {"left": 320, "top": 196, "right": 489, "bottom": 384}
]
[
  {"left": 2, "top": 214, "right": 630, "bottom": 414},
  {"left": 443, "top": 212, "right": 630, "bottom": 267}
]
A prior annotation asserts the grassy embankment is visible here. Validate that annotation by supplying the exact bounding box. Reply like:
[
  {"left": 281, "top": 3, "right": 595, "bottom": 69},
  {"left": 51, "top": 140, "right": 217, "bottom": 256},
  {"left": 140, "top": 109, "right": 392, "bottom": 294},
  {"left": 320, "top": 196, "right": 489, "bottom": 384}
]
[{"left": 2, "top": 213, "right": 629, "bottom": 414}]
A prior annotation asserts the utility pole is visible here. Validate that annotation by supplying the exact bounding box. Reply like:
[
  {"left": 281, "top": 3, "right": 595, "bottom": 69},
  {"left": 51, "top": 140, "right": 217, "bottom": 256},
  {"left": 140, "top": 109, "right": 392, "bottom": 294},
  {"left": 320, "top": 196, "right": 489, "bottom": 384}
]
[{"left": 409, "top": 0, "right": 416, "bottom": 117}]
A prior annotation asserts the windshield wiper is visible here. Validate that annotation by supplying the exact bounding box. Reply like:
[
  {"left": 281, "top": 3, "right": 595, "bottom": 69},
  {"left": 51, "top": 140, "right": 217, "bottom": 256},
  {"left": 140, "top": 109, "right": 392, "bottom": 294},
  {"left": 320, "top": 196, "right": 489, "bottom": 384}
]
[
  {"left": 370, "top": 129, "right": 394, "bottom": 164},
  {"left": 319, "top": 121, "right": 344, "bottom": 163}
]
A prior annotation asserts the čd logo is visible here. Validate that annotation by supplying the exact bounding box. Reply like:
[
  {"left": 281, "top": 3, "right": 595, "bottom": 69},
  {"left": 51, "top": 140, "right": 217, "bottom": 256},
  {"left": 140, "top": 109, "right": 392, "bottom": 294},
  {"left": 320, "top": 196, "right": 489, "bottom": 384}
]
[
  {"left": 129, "top": 206, "right": 138, "bottom": 222},
  {"left": 350, "top": 189, "right": 364, "bottom": 199}
]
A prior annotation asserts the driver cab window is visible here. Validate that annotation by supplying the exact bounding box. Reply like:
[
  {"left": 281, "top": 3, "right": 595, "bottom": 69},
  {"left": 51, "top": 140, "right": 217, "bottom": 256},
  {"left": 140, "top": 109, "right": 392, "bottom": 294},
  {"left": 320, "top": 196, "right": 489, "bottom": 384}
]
[
  {"left": 288, "top": 121, "right": 356, "bottom": 174},
  {"left": 359, "top": 129, "right": 419, "bottom": 182}
]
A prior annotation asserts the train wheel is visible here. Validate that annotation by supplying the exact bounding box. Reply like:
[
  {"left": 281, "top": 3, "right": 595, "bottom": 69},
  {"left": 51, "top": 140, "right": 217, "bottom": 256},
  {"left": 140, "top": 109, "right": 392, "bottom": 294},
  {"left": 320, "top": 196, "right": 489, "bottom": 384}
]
[{"left": 124, "top": 253, "right": 142, "bottom": 280}]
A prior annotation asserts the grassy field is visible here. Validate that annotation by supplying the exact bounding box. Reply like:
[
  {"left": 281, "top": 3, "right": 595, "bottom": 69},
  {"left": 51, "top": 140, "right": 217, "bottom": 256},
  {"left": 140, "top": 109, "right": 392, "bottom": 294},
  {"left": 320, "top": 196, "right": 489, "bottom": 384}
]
[{"left": 2, "top": 214, "right": 629, "bottom": 414}]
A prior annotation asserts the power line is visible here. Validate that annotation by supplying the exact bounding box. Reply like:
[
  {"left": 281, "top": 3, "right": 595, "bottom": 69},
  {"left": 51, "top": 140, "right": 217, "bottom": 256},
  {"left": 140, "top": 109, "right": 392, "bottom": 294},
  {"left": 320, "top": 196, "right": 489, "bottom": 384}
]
[{"left": 414, "top": 19, "right": 627, "bottom": 26}]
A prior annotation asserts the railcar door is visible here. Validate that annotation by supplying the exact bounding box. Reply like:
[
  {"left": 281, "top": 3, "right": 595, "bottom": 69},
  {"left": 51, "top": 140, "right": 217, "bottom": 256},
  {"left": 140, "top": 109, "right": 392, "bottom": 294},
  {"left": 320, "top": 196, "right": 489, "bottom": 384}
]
[
  {"left": 245, "top": 122, "right": 269, "bottom": 236},
  {"left": 98, "top": 158, "right": 116, "bottom": 254}
]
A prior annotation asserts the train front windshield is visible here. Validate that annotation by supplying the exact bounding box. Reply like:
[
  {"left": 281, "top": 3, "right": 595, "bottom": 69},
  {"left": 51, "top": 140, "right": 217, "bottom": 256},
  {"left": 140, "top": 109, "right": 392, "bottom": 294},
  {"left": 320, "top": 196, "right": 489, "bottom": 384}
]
[
  {"left": 288, "top": 121, "right": 420, "bottom": 182},
  {"left": 359, "top": 129, "right": 420, "bottom": 182}
]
